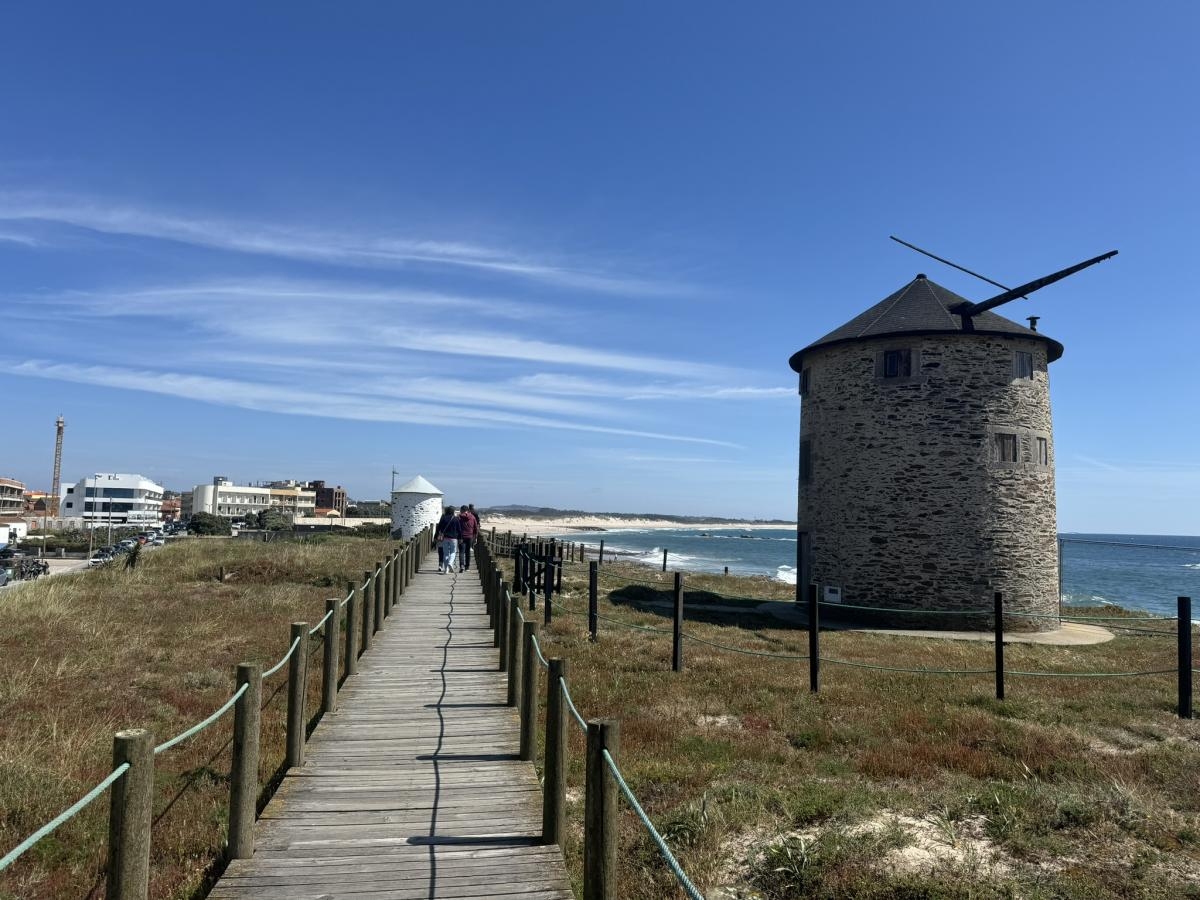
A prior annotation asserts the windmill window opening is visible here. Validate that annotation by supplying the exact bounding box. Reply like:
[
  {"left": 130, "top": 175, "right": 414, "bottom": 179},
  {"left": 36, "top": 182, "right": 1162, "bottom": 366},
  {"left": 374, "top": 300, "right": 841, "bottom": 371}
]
[
  {"left": 882, "top": 349, "right": 912, "bottom": 378},
  {"left": 1014, "top": 351, "right": 1034, "bottom": 380},
  {"left": 800, "top": 440, "right": 813, "bottom": 484},
  {"left": 799, "top": 367, "right": 811, "bottom": 397},
  {"left": 1037, "top": 437, "right": 1049, "bottom": 466},
  {"left": 994, "top": 433, "right": 1019, "bottom": 463}
]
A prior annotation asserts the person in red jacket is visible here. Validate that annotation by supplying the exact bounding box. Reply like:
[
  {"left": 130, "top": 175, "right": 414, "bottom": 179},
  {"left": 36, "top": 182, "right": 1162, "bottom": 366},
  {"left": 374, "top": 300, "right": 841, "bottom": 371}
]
[{"left": 457, "top": 504, "right": 478, "bottom": 572}]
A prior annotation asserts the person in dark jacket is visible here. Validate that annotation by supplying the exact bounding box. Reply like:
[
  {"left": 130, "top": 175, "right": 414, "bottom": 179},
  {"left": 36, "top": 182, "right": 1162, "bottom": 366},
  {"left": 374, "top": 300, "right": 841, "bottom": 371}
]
[
  {"left": 436, "top": 507, "right": 462, "bottom": 574},
  {"left": 457, "top": 504, "right": 478, "bottom": 572}
]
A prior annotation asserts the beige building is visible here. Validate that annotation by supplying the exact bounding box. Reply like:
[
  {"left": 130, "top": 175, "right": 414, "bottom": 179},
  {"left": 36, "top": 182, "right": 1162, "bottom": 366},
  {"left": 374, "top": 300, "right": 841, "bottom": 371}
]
[
  {"left": 0, "top": 477, "right": 24, "bottom": 517},
  {"left": 266, "top": 481, "right": 317, "bottom": 518}
]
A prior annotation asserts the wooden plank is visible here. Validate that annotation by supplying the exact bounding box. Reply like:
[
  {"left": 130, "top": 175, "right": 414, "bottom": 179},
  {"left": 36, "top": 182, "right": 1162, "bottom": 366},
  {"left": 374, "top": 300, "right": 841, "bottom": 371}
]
[{"left": 207, "top": 559, "right": 574, "bottom": 899}]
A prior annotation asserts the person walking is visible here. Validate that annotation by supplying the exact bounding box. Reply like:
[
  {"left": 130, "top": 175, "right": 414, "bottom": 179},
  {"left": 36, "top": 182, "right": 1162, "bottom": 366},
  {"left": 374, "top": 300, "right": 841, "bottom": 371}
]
[
  {"left": 458, "top": 504, "right": 478, "bottom": 572},
  {"left": 436, "top": 506, "right": 462, "bottom": 574}
]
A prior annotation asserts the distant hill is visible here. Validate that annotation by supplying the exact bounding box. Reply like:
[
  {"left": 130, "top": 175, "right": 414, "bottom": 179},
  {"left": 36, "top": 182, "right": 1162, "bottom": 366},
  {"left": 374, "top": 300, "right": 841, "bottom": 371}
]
[{"left": 478, "top": 505, "right": 793, "bottom": 525}]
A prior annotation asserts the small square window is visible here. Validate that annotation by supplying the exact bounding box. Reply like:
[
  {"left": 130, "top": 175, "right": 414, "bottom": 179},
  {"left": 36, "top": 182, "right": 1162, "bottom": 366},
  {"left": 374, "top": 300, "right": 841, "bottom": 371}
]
[
  {"left": 1014, "top": 351, "right": 1034, "bottom": 380},
  {"left": 1037, "top": 437, "right": 1048, "bottom": 466},
  {"left": 800, "top": 440, "right": 813, "bottom": 484},
  {"left": 994, "top": 433, "right": 1018, "bottom": 463},
  {"left": 883, "top": 349, "right": 912, "bottom": 378}
]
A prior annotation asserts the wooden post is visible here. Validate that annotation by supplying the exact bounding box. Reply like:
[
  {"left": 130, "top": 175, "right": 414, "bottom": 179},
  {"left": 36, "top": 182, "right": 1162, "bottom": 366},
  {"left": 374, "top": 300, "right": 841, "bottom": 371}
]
[
  {"left": 383, "top": 554, "right": 392, "bottom": 616},
  {"left": 543, "top": 556, "right": 554, "bottom": 626},
  {"left": 228, "top": 663, "right": 262, "bottom": 860},
  {"left": 598, "top": 539, "right": 604, "bottom": 566},
  {"left": 543, "top": 657, "right": 568, "bottom": 846},
  {"left": 322, "top": 599, "right": 339, "bottom": 715},
  {"left": 106, "top": 728, "right": 154, "bottom": 900},
  {"left": 584, "top": 719, "right": 619, "bottom": 900},
  {"left": 498, "top": 584, "right": 510, "bottom": 670},
  {"left": 520, "top": 621, "right": 540, "bottom": 761},
  {"left": 724, "top": 566, "right": 729, "bottom": 576},
  {"left": 373, "top": 562, "right": 384, "bottom": 633},
  {"left": 1178, "top": 596, "right": 1192, "bottom": 719},
  {"left": 287, "top": 622, "right": 308, "bottom": 768},
  {"left": 808, "top": 582, "right": 819, "bottom": 693},
  {"left": 392, "top": 549, "right": 400, "bottom": 607},
  {"left": 218, "top": 564, "right": 225, "bottom": 583},
  {"left": 556, "top": 547, "right": 564, "bottom": 592},
  {"left": 662, "top": 547, "right": 668, "bottom": 572},
  {"left": 994, "top": 592, "right": 1005, "bottom": 701},
  {"left": 345, "top": 580, "right": 360, "bottom": 677},
  {"left": 672, "top": 571, "right": 684, "bottom": 672},
  {"left": 507, "top": 595, "right": 523, "bottom": 708},
  {"left": 588, "top": 561, "right": 598, "bottom": 642},
  {"left": 361, "top": 571, "right": 372, "bottom": 654},
  {"left": 493, "top": 571, "right": 503, "bottom": 649}
]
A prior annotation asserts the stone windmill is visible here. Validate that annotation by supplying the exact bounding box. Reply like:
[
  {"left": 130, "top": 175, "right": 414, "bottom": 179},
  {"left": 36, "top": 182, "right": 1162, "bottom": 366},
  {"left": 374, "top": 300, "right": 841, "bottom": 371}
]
[
  {"left": 789, "top": 250, "right": 1115, "bottom": 627},
  {"left": 390, "top": 475, "right": 444, "bottom": 540}
]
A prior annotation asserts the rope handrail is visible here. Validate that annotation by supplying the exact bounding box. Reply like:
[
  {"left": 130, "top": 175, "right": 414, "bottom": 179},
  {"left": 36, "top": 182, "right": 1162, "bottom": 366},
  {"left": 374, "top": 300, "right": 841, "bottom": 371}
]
[
  {"left": 154, "top": 683, "right": 249, "bottom": 756},
  {"left": 1006, "top": 667, "right": 1178, "bottom": 678},
  {"left": 684, "top": 632, "right": 809, "bottom": 660},
  {"left": 821, "top": 657, "right": 995, "bottom": 675},
  {"left": 601, "top": 749, "right": 705, "bottom": 900},
  {"left": 530, "top": 633, "right": 550, "bottom": 669},
  {"left": 308, "top": 609, "right": 334, "bottom": 636},
  {"left": 262, "top": 636, "right": 302, "bottom": 679},
  {"left": 340, "top": 588, "right": 353, "bottom": 608},
  {"left": 0, "top": 763, "right": 130, "bottom": 872},
  {"left": 560, "top": 680, "right": 588, "bottom": 734}
]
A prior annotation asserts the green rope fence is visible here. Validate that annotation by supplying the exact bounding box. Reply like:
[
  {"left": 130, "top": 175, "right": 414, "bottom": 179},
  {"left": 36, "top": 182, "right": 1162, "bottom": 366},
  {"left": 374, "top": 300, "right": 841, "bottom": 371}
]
[
  {"left": 0, "top": 764, "right": 130, "bottom": 873},
  {"left": 153, "top": 683, "right": 248, "bottom": 756}
]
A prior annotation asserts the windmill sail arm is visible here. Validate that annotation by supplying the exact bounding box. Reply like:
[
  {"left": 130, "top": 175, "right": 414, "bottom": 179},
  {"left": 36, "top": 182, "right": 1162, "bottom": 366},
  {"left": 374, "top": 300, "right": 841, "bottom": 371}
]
[{"left": 951, "top": 250, "right": 1118, "bottom": 316}]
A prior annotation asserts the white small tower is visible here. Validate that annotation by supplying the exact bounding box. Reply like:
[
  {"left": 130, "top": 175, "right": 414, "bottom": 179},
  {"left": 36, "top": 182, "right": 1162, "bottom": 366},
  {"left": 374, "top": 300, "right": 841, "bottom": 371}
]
[{"left": 391, "top": 476, "right": 444, "bottom": 539}]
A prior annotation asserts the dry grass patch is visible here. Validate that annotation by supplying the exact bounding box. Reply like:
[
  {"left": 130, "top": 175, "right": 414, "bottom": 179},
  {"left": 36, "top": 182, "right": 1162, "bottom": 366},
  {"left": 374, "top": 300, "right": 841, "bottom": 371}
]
[
  {"left": 0, "top": 535, "right": 398, "bottom": 900},
  {"left": 509, "top": 555, "right": 1200, "bottom": 898}
]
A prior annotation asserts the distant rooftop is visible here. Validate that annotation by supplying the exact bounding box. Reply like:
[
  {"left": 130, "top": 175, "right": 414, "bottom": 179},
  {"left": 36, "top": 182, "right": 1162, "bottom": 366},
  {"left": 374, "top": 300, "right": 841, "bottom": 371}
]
[{"left": 789, "top": 274, "right": 1063, "bottom": 371}]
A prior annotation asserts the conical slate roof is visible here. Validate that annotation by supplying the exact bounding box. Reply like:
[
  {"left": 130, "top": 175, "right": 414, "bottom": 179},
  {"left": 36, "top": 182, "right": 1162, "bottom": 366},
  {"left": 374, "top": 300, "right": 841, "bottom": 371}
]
[
  {"left": 392, "top": 475, "right": 442, "bottom": 496},
  {"left": 789, "top": 275, "right": 1063, "bottom": 372}
]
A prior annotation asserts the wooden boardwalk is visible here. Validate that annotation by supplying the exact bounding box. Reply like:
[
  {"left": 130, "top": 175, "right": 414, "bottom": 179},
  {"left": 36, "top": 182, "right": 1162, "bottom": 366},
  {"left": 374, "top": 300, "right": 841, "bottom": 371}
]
[{"left": 211, "top": 556, "right": 574, "bottom": 900}]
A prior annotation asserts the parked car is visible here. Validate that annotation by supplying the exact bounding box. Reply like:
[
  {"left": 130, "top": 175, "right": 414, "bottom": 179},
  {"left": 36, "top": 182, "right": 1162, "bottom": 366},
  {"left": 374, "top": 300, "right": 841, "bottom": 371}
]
[{"left": 0, "top": 547, "right": 26, "bottom": 560}]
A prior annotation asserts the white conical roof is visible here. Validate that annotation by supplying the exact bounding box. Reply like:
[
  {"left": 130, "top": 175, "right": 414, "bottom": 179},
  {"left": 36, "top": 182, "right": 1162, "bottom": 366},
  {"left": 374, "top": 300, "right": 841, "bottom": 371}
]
[{"left": 392, "top": 475, "right": 442, "bottom": 496}]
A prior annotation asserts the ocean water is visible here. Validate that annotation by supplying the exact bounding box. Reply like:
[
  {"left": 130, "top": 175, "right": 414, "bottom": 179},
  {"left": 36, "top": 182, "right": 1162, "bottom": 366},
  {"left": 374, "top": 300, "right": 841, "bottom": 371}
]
[{"left": 545, "top": 528, "right": 1200, "bottom": 619}]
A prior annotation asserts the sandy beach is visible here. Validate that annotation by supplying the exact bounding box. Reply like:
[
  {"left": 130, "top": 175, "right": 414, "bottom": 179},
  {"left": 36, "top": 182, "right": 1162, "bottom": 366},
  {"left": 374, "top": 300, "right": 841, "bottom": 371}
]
[{"left": 475, "top": 514, "right": 794, "bottom": 537}]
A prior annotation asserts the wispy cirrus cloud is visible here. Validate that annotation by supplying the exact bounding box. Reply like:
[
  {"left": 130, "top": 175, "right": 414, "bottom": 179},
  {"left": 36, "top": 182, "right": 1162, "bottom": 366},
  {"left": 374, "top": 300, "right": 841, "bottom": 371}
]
[
  {"left": 0, "top": 359, "right": 740, "bottom": 447},
  {"left": 513, "top": 373, "right": 792, "bottom": 400},
  {"left": 0, "top": 194, "right": 687, "bottom": 296}
]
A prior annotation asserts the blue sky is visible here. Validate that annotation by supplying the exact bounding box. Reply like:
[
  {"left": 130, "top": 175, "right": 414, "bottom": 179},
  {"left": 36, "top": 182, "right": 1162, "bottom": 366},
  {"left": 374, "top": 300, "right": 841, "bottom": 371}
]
[{"left": 0, "top": 3, "right": 1196, "bottom": 530}]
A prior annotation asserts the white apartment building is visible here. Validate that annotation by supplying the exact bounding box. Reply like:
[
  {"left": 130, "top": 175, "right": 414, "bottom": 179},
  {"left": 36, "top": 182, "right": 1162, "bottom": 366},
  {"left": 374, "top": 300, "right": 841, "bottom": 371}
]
[
  {"left": 61, "top": 473, "right": 165, "bottom": 527},
  {"left": 190, "top": 477, "right": 271, "bottom": 519}
]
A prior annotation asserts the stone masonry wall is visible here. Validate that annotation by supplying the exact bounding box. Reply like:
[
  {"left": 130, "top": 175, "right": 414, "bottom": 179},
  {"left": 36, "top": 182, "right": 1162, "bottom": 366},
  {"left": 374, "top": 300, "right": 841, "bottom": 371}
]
[
  {"left": 392, "top": 495, "right": 444, "bottom": 540},
  {"left": 798, "top": 334, "right": 1058, "bottom": 627}
]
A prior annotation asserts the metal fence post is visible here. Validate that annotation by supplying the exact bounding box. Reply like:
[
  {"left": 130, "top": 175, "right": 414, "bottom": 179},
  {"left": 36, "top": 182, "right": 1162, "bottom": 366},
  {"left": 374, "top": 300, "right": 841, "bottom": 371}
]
[
  {"left": 584, "top": 718, "right": 619, "bottom": 900},
  {"left": 543, "top": 658, "right": 568, "bottom": 846},
  {"left": 589, "top": 561, "right": 598, "bottom": 641},
  {"left": 672, "top": 571, "right": 684, "bottom": 672},
  {"left": 520, "top": 621, "right": 540, "bottom": 761},
  {"left": 1179, "top": 596, "right": 1193, "bottom": 719},
  {"left": 345, "top": 579, "right": 360, "bottom": 677},
  {"left": 106, "top": 728, "right": 154, "bottom": 900},
  {"left": 507, "top": 594, "right": 523, "bottom": 708},
  {"left": 994, "top": 592, "right": 1005, "bottom": 701},
  {"left": 228, "top": 663, "right": 262, "bottom": 860},
  {"left": 286, "top": 622, "right": 308, "bottom": 768},
  {"left": 808, "top": 582, "right": 819, "bottom": 693},
  {"left": 322, "top": 599, "right": 339, "bottom": 715}
]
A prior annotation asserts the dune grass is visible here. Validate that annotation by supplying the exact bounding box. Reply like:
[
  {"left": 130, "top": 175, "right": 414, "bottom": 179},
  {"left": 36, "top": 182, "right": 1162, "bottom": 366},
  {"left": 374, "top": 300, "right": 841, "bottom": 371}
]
[
  {"left": 505, "top": 555, "right": 1200, "bottom": 899},
  {"left": 0, "top": 535, "right": 395, "bottom": 900}
]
